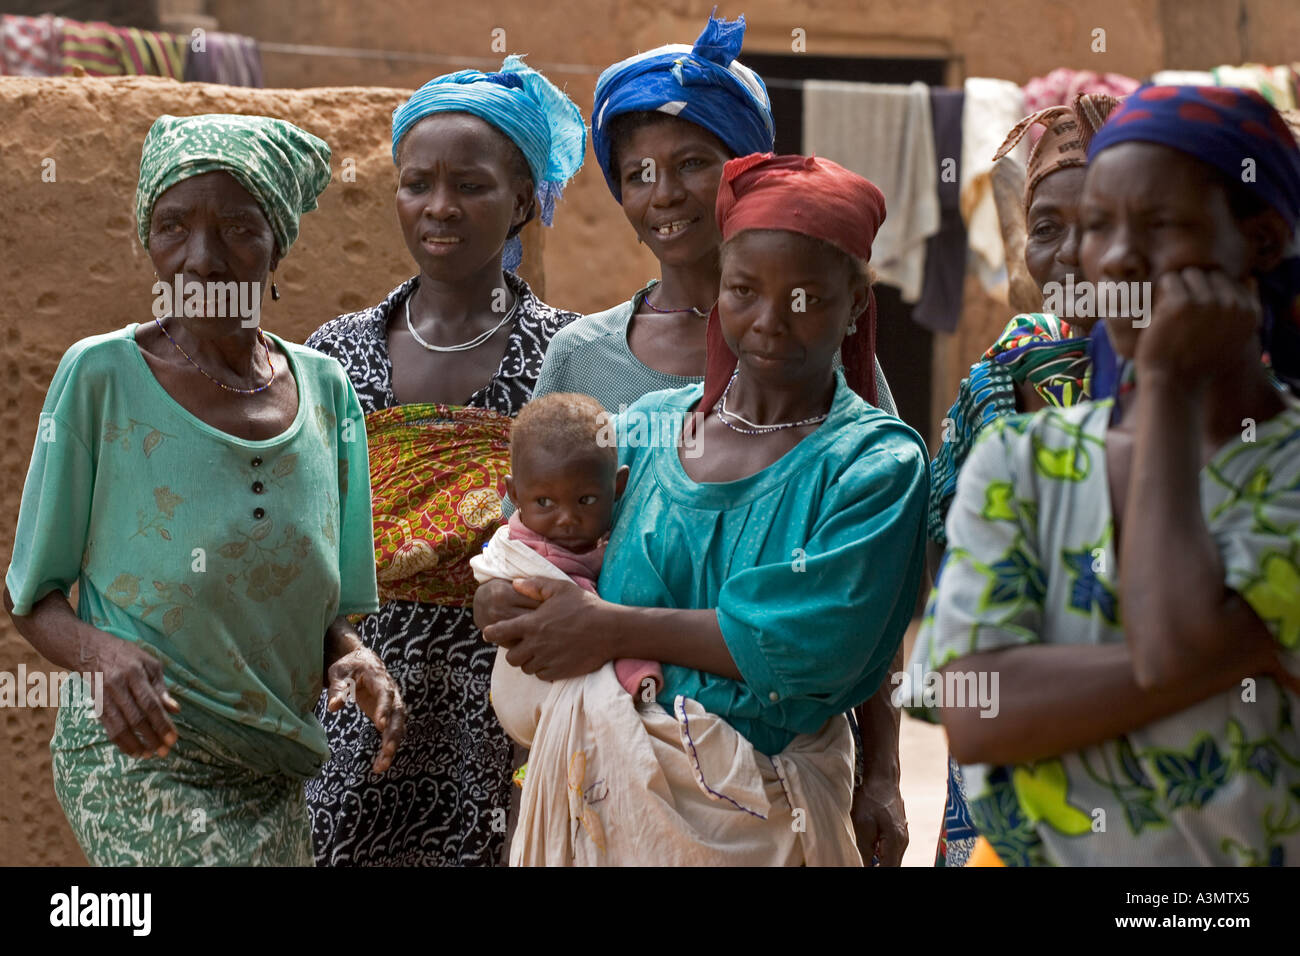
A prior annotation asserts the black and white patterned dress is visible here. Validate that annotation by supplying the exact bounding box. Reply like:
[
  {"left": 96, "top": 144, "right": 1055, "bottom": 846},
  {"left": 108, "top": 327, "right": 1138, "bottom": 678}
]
[{"left": 303, "top": 272, "right": 577, "bottom": 866}]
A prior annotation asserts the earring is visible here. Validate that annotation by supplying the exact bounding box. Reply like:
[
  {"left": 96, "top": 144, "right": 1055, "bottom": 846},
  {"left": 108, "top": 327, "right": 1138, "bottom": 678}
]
[
  {"left": 271, "top": 282, "right": 280, "bottom": 301},
  {"left": 846, "top": 322, "right": 858, "bottom": 335}
]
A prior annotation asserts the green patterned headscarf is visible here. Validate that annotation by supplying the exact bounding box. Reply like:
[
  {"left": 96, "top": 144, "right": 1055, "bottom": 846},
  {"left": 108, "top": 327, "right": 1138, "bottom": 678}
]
[{"left": 135, "top": 113, "right": 332, "bottom": 256}]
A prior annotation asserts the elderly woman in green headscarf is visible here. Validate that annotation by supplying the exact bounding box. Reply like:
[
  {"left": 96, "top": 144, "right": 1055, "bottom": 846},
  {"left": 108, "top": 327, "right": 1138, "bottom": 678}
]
[{"left": 3, "top": 113, "right": 405, "bottom": 866}]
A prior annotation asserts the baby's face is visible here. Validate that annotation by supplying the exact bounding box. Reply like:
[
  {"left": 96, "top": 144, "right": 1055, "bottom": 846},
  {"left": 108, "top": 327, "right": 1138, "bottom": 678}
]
[{"left": 509, "top": 445, "right": 619, "bottom": 554}]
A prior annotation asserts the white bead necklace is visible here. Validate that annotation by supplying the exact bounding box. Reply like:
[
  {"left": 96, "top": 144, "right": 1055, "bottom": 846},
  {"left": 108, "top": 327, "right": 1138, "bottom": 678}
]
[
  {"left": 404, "top": 293, "right": 519, "bottom": 353},
  {"left": 715, "top": 368, "right": 831, "bottom": 434}
]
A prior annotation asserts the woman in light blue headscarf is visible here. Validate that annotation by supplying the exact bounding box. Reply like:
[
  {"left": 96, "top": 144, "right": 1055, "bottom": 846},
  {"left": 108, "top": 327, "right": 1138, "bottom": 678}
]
[{"left": 304, "top": 56, "right": 585, "bottom": 866}]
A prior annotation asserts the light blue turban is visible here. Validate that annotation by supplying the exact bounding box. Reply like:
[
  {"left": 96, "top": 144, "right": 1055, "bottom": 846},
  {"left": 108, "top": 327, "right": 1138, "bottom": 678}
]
[
  {"left": 391, "top": 55, "right": 586, "bottom": 268},
  {"left": 392, "top": 54, "right": 585, "bottom": 187}
]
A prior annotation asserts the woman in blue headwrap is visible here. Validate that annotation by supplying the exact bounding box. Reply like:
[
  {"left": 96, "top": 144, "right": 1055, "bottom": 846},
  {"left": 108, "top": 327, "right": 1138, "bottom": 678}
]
[
  {"left": 304, "top": 56, "right": 585, "bottom": 866},
  {"left": 534, "top": 14, "right": 828, "bottom": 412},
  {"left": 488, "top": 14, "right": 909, "bottom": 866},
  {"left": 918, "top": 86, "right": 1300, "bottom": 865}
]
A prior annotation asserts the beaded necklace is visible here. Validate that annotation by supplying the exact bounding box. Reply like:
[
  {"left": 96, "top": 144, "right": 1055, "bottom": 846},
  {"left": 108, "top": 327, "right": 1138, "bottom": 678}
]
[{"left": 154, "top": 316, "right": 275, "bottom": 395}]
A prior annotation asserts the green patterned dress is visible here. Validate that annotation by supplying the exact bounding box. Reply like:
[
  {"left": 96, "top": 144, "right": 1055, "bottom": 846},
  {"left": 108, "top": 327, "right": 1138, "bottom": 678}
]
[
  {"left": 913, "top": 395, "right": 1300, "bottom": 865},
  {"left": 5, "top": 325, "right": 379, "bottom": 866}
]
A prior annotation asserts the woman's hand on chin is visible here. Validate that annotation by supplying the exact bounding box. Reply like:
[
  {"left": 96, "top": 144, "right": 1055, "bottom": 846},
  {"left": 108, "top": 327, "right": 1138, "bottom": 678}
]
[
  {"left": 1138, "top": 268, "right": 1260, "bottom": 386},
  {"left": 481, "top": 578, "right": 611, "bottom": 681}
]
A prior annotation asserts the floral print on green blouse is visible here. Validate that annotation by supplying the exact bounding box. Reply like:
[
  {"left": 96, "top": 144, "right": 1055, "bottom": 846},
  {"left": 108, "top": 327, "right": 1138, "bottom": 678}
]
[{"left": 913, "top": 396, "right": 1300, "bottom": 866}]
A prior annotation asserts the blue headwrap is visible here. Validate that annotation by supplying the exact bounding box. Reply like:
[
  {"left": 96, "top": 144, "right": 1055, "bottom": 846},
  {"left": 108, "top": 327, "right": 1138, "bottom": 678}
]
[
  {"left": 1086, "top": 85, "right": 1300, "bottom": 396},
  {"left": 391, "top": 55, "right": 587, "bottom": 270},
  {"left": 590, "top": 13, "right": 774, "bottom": 199}
]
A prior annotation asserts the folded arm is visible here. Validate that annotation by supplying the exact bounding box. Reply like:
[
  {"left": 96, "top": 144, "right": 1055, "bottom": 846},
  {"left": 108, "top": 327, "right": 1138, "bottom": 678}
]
[{"left": 940, "top": 637, "right": 1277, "bottom": 765}]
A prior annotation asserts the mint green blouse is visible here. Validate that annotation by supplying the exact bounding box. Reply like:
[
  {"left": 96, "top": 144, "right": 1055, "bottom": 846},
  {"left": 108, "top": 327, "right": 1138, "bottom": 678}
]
[
  {"left": 597, "top": 370, "right": 929, "bottom": 755},
  {"left": 5, "top": 325, "right": 379, "bottom": 778}
]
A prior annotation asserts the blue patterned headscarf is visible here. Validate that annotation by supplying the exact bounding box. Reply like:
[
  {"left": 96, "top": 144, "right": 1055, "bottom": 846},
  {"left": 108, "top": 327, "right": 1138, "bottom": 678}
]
[
  {"left": 392, "top": 55, "right": 586, "bottom": 269},
  {"left": 1086, "top": 85, "right": 1300, "bottom": 394},
  {"left": 591, "top": 13, "right": 774, "bottom": 199}
]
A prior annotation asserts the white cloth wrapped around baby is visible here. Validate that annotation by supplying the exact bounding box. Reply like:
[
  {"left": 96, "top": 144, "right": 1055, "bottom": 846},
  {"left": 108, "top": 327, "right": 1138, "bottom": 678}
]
[{"left": 471, "top": 524, "right": 862, "bottom": 866}]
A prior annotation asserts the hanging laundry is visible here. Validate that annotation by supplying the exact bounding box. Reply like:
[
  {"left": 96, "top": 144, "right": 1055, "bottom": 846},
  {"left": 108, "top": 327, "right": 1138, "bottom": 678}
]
[
  {"left": 912, "top": 86, "right": 967, "bottom": 333},
  {"left": 1211, "top": 64, "right": 1297, "bottom": 110},
  {"left": 114, "top": 27, "right": 187, "bottom": 80},
  {"left": 1021, "top": 68, "right": 1138, "bottom": 143},
  {"left": 1023, "top": 67, "right": 1139, "bottom": 112},
  {"left": 2, "top": 14, "right": 63, "bottom": 77},
  {"left": 961, "top": 77, "right": 1026, "bottom": 301},
  {"left": 1150, "top": 69, "right": 1216, "bottom": 86},
  {"left": 803, "top": 80, "right": 938, "bottom": 303},
  {"left": 59, "top": 20, "right": 126, "bottom": 76},
  {"left": 1283, "top": 109, "right": 1300, "bottom": 147},
  {"left": 183, "top": 31, "right": 263, "bottom": 88}
]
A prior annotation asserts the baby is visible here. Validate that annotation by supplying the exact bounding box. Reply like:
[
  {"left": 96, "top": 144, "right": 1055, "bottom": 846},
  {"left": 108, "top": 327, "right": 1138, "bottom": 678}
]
[{"left": 472, "top": 392, "right": 662, "bottom": 699}]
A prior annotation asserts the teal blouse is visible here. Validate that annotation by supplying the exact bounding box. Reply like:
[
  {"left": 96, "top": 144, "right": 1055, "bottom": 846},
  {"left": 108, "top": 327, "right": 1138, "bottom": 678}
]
[
  {"left": 598, "top": 370, "right": 929, "bottom": 755},
  {"left": 5, "top": 325, "right": 379, "bottom": 778}
]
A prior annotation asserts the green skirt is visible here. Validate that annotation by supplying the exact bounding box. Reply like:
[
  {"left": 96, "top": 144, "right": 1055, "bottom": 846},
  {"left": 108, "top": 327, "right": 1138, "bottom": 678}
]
[{"left": 51, "top": 689, "right": 312, "bottom": 867}]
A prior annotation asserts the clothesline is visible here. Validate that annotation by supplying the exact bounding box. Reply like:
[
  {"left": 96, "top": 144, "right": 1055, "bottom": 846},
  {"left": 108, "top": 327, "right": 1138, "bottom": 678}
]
[
  {"left": 242, "top": 41, "right": 1300, "bottom": 102},
  {"left": 259, "top": 40, "right": 822, "bottom": 87}
]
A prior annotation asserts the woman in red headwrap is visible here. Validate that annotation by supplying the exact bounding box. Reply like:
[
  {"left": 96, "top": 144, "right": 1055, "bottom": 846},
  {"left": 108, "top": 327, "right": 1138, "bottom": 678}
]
[
  {"left": 474, "top": 154, "right": 929, "bottom": 865},
  {"left": 510, "top": 19, "right": 910, "bottom": 863}
]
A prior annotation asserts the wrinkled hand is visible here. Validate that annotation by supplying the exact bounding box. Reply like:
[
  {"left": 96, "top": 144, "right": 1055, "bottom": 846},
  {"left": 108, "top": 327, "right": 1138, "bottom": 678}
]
[
  {"left": 472, "top": 577, "right": 541, "bottom": 631},
  {"left": 85, "top": 630, "right": 181, "bottom": 759},
  {"left": 480, "top": 577, "right": 610, "bottom": 681},
  {"left": 326, "top": 648, "right": 406, "bottom": 773},
  {"left": 1139, "top": 268, "right": 1260, "bottom": 384},
  {"left": 851, "top": 775, "right": 909, "bottom": 866}
]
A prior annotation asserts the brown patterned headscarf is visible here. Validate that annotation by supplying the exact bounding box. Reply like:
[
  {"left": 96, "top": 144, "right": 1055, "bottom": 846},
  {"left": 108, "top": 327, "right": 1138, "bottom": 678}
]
[{"left": 992, "top": 92, "right": 1123, "bottom": 206}]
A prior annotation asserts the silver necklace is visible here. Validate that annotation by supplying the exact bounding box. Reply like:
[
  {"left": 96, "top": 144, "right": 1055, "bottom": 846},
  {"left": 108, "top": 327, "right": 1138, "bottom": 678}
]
[
  {"left": 715, "top": 368, "right": 830, "bottom": 434},
  {"left": 405, "top": 292, "right": 518, "bottom": 353}
]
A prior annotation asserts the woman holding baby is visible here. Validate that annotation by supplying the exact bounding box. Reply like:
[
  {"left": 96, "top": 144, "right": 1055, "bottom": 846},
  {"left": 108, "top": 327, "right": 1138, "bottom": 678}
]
[
  {"left": 475, "top": 153, "right": 930, "bottom": 865},
  {"left": 521, "top": 12, "right": 912, "bottom": 865}
]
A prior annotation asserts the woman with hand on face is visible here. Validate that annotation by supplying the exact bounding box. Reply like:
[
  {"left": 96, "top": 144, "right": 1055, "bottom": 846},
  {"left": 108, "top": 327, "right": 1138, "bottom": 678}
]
[
  {"left": 304, "top": 57, "right": 585, "bottom": 866},
  {"left": 478, "top": 155, "right": 929, "bottom": 866},
  {"left": 916, "top": 92, "right": 1121, "bottom": 867},
  {"left": 507, "top": 13, "right": 908, "bottom": 866},
  {"left": 3, "top": 114, "right": 402, "bottom": 866},
  {"left": 921, "top": 87, "right": 1300, "bottom": 866}
]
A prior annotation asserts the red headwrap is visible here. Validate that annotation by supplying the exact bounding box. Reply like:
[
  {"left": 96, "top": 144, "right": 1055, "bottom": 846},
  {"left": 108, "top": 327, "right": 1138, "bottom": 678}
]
[{"left": 702, "top": 153, "right": 886, "bottom": 412}]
